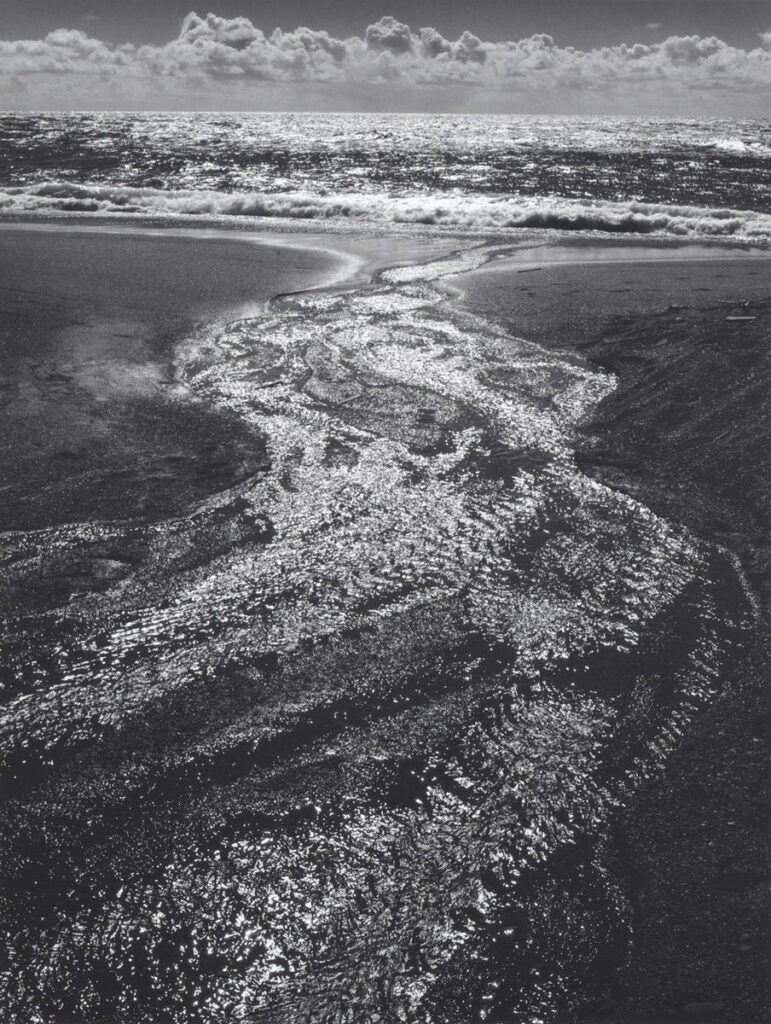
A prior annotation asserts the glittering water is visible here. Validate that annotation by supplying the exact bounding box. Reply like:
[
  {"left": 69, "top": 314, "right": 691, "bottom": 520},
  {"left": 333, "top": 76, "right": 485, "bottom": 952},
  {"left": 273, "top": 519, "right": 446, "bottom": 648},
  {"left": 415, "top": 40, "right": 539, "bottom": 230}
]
[
  {"left": 1, "top": 113, "right": 771, "bottom": 240},
  {"left": 0, "top": 238, "right": 754, "bottom": 1023}
]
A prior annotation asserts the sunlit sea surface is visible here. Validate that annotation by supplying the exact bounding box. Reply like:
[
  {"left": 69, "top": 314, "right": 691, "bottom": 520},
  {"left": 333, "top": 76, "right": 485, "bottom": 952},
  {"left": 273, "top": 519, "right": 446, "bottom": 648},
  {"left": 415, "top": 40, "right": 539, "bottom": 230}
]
[
  {"left": 1, "top": 112, "right": 771, "bottom": 239},
  {"left": 0, "top": 113, "right": 764, "bottom": 1023}
]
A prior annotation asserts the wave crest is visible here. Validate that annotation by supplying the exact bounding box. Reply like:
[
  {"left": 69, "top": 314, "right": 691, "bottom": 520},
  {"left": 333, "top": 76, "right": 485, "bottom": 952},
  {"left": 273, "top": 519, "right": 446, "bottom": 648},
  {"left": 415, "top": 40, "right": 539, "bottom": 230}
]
[{"left": 2, "top": 180, "right": 770, "bottom": 242}]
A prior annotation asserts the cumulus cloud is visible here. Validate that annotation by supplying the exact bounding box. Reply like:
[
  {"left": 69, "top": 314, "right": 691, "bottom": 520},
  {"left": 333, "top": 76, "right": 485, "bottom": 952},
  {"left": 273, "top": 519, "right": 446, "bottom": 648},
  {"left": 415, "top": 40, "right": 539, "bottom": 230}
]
[
  {"left": 365, "top": 16, "right": 414, "bottom": 56},
  {"left": 1, "top": 12, "right": 770, "bottom": 112}
]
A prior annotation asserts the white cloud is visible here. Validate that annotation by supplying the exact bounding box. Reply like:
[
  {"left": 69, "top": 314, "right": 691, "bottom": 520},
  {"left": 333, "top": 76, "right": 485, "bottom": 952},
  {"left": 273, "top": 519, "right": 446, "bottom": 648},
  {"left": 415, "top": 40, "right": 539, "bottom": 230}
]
[
  {"left": 1, "top": 12, "right": 770, "bottom": 113},
  {"left": 645, "top": 23, "right": 663, "bottom": 31},
  {"left": 365, "top": 15, "right": 414, "bottom": 56}
]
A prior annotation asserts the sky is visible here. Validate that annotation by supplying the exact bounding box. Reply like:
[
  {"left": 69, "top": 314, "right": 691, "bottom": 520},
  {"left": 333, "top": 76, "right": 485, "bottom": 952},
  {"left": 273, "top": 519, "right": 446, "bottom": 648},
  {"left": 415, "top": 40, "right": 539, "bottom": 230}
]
[{"left": 1, "top": 1, "right": 770, "bottom": 113}]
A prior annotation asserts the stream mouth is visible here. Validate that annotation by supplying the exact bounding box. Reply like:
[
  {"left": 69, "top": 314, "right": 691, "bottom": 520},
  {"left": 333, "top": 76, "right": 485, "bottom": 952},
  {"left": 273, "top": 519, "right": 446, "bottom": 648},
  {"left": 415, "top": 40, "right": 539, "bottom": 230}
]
[{"left": 0, "top": 238, "right": 755, "bottom": 1024}]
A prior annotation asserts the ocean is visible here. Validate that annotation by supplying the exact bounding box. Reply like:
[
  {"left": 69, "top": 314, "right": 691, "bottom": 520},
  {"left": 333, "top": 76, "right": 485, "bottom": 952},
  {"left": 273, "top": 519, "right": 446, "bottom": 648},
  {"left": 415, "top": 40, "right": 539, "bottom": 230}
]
[
  {"left": 1, "top": 112, "right": 771, "bottom": 239},
  {"left": 0, "top": 113, "right": 767, "bottom": 1023}
]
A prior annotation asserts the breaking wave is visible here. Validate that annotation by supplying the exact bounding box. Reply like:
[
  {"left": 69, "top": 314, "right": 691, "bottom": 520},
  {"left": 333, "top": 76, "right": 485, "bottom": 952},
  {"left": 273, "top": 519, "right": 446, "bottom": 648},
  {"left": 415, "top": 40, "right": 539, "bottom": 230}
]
[
  {"left": 3, "top": 180, "right": 771, "bottom": 243},
  {"left": 705, "top": 136, "right": 771, "bottom": 156}
]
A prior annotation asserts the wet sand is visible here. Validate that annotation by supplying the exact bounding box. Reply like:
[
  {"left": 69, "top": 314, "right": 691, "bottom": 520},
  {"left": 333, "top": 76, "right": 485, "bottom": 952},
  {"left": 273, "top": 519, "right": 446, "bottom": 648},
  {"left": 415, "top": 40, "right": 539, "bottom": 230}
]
[
  {"left": 0, "top": 226, "right": 768, "bottom": 1024},
  {"left": 0, "top": 225, "right": 347, "bottom": 529},
  {"left": 573, "top": 297, "right": 770, "bottom": 1024},
  {"left": 0, "top": 225, "right": 457, "bottom": 529},
  {"left": 459, "top": 250, "right": 770, "bottom": 1024},
  {"left": 454, "top": 246, "right": 771, "bottom": 348},
  {"left": 454, "top": 247, "right": 771, "bottom": 600}
]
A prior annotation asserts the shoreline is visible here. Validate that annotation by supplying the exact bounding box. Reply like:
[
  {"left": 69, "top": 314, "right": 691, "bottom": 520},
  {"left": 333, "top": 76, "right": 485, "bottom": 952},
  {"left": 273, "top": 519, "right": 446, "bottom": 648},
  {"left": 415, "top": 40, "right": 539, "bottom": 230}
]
[
  {"left": 0, "top": 219, "right": 468, "bottom": 294},
  {"left": 0, "top": 223, "right": 470, "bottom": 531},
  {"left": 2, "top": 207, "right": 770, "bottom": 253},
  {"left": 467, "top": 240, "right": 771, "bottom": 269},
  {"left": 3, "top": 217, "right": 768, "bottom": 316}
]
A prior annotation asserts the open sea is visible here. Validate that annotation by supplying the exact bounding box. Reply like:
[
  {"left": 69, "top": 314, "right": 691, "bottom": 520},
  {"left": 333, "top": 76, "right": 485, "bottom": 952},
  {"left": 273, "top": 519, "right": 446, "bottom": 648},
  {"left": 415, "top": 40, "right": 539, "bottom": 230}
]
[
  {"left": 1, "top": 112, "right": 771, "bottom": 239},
  {"left": 0, "top": 113, "right": 767, "bottom": 1023}
]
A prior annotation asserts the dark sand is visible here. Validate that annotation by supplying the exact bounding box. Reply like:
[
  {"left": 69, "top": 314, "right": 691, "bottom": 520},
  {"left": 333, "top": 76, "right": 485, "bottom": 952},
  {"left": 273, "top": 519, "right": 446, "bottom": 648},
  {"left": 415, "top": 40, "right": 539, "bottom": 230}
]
[
  {"left": 461, "top": 253, "right": 770, "bottom": 1024},
  {"left": 0, "top": 226, "right": 353, "bottom": 529},
  {"left": 573, "top": 299, "right": 770, "bottom": 1024},
  {"left": 0, "top": 225, "right": 464, "bottom": 531},
  {"left": 455, "top": 248, "right": 771, "bottom": 348}
]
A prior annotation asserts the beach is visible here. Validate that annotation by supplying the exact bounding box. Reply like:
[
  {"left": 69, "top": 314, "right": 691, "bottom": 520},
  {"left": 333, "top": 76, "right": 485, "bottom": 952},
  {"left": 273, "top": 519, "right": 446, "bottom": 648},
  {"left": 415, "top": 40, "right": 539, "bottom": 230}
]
[
  {"left": 0, "top": 221, "right": 768, "bottom": 1024},
  {"left": 459, "top": 247, "right": 770, "bottom": 1022},
  {"left": 0, "top": 225, "right": 456, "bottom": 529},
  {"left": 454, "top": 245, "right": 771, "bottom": 344},
  {"left": 460, "top": 246, "right": 770, "bottom": 1024}
]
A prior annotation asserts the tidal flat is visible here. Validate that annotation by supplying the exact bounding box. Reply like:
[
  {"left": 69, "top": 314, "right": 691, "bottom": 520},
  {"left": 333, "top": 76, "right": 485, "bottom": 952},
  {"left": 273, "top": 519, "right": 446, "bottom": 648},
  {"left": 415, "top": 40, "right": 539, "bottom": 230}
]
[{"left": 0, "top": 223, "right": 768, "bottom": 1024}]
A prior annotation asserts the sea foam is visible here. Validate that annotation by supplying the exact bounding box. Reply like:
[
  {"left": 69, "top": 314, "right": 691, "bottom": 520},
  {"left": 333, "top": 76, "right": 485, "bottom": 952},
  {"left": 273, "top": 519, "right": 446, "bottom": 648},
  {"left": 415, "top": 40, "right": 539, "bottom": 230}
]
[{"left": 3, "top": 180, "right": 771, "bottom": 243}]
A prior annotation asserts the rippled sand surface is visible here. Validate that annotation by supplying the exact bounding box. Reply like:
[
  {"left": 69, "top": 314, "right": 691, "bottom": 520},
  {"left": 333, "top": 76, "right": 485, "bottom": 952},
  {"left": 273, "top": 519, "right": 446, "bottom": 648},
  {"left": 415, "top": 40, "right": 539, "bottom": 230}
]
[{"left": 0, "top": 232, "right": 755, "bottom": 1023}]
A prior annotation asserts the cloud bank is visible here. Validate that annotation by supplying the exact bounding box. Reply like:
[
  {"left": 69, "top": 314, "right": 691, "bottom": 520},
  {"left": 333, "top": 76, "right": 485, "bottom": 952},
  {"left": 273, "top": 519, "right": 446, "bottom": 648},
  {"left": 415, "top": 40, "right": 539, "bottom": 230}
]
[{"left": 2, "top": 11, "right": 770, "bottom": 113}]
